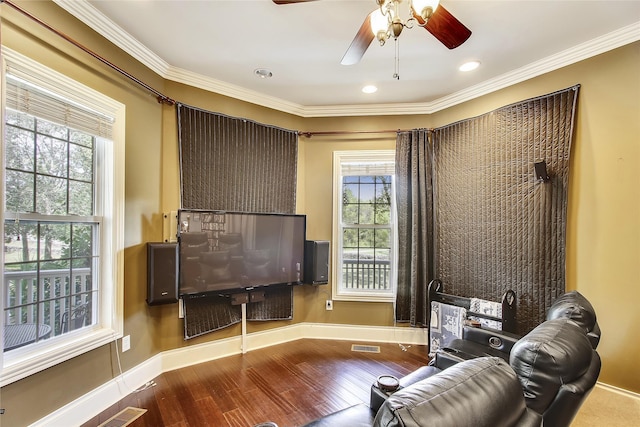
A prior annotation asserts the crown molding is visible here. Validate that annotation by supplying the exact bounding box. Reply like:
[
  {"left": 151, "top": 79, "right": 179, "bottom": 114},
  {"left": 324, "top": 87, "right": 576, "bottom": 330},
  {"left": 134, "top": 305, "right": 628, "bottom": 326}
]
[
  {"left": 165, "top": 66, "right": 307, "bottom": 116},
  {"left": 54, "top": 1, "right": 640, "bottom": 118},
  {"left": 424, "top": 20, "right": 640, "bottom": 114},
  {"left": 52, "top": 0, "right": 170, "bottom": 76}
]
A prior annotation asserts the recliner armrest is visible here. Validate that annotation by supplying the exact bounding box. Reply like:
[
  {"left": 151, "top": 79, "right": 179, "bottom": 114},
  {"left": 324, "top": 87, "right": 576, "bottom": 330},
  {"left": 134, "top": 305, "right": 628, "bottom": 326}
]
[
  {"left": 542, "top": 350, "right": 601, "bottom": 427},
  {"left": 431, "top": 347, "right": 476, "bottom": 369},
  {"left": 462, "top": 325, "right": 522, "bottom": 354},
  {"left": 369, "top": 365, "right": 442, "bottom": 414}
]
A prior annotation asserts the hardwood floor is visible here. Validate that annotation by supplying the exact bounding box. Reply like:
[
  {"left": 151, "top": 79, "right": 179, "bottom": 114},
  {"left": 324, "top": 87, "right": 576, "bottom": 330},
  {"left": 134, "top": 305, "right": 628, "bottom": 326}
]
[{"left": 81, "top": 339, "right": 429, "bottom": 427}]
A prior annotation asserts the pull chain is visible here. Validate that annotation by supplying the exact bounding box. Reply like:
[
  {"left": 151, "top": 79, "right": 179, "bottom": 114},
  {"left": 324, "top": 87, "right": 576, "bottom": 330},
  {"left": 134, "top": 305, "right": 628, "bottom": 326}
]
[{"left": 393, "top": 38, "right": 400, "bottom": 80}]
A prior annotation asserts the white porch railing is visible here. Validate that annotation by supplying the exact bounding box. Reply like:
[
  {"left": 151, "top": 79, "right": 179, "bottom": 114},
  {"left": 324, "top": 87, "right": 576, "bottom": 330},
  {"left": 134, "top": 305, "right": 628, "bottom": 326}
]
[
  {"left": 3, "top": 268, "right": 92, "bottom": 337},
  {"left": 342, "top": 259, "right": 391, "bottom": 290}
]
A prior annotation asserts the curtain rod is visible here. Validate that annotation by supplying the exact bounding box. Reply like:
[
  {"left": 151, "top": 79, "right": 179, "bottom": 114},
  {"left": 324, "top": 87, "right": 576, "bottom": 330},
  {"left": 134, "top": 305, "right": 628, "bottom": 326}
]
[
  {"left": 1, "top": 0, "right": 176, "bottom": 105},
  {"left": 299, "top": 128, "right": 434, "bottom": 137},
  {"left": 300, "top": 129, "right": 402, "bottom": 138}
]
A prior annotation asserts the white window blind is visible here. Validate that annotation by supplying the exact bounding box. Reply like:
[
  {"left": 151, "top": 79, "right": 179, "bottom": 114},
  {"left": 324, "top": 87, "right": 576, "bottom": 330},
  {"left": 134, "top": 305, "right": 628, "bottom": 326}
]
[
  {"left": 340, "top": 160, "right": 395, "bottom": 176},
  {"left": 5, "top": 74, "right": 113, "bottom": 138}
]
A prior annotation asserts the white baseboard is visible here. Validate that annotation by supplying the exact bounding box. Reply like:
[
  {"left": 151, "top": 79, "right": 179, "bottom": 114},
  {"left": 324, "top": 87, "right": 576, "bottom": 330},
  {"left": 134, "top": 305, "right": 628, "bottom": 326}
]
[
  {"left": 31, "top": 322, "right": 428, "bottom": 427},
  {"left": 594, "top": 382, "right": 640, "bottom": 400}
]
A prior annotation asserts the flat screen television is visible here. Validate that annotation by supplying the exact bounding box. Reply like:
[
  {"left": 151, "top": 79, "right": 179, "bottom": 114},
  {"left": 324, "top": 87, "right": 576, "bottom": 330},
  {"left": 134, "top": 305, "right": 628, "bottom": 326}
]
[{"left": 177, "top": 209, "right": 306, "bottom": 296}]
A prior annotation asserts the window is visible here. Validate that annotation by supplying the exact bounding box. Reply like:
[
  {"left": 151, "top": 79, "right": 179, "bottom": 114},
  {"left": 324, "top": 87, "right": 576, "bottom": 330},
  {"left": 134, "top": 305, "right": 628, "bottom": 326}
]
[
  {"left": 1, "top": 49, "right": 125, "bottom": 386},
  {"left": 332, "top": 151, "right": 397, "bottom": 301}
]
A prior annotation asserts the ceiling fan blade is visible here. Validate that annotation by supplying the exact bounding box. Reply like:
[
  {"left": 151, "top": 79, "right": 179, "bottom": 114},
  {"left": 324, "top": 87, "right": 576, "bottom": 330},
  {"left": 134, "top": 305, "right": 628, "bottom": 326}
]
[
  {"left": 341, "top": 11, "right": 376, "bottom": 65},
  {"left": 419, "top": 4, "right": 472, "bottom": 49}
]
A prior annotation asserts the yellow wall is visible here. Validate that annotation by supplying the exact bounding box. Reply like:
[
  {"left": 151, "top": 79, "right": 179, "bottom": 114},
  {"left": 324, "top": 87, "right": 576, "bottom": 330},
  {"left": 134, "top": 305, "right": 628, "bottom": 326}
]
[
  {"left": 0, "top": 2, "right": 166, "bottom": 424},
  {"left": 0, "top": 1, "right": 638, "bottom": 425}
]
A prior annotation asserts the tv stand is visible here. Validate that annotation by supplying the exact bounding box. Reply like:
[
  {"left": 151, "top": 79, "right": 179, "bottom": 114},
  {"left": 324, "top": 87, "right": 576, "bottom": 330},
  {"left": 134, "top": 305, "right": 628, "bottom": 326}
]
[{"left": 231, "top": 289, "right": 266, "bottom": 354}]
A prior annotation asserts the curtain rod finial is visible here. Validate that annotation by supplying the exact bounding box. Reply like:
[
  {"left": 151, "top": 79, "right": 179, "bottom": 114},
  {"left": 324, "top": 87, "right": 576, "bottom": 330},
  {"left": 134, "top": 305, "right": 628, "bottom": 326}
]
[{"left": 157, "top": 95, "right": 176, "bottom": 106}]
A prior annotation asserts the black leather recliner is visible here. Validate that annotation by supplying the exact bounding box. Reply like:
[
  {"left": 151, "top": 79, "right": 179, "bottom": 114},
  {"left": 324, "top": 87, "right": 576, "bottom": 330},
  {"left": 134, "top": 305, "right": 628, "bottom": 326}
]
[
  {"left": 302, "top": 293, "right": 600, "bottom": 427},
  {"left": 302, "top": 357, "right": 542, "bottom": 427},
  {"left": 375, "top": 357, "right": 542, "bottom": 427},
  {"left": 437, "top": 317, "right": 601, "bottom": 427},
  {"left": 509, "top": 317, "right": 601, "bottom": 426}
]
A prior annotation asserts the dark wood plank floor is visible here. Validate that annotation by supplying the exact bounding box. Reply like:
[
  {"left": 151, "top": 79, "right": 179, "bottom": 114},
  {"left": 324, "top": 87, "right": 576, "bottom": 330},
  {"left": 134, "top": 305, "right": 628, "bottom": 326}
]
[{"left": 81, "top": 339, "right": 429, "bottom": 427}]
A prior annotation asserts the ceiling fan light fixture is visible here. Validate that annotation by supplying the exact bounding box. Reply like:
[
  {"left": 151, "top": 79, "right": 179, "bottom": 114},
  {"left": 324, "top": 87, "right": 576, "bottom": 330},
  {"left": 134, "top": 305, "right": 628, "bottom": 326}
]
[
  {"left": 411, "top": 0, "right": 440, "bottom": 21},
  {"left": 340, "top": 0, "right": 471, "bottom": 70},
  {"left": 391, "top": 17, "right": 404, "bottom": 38},
  {"left": 459, "top": 60, "right": 480, "bottom": 72},
  {"left": 372, "top": 0, "right": 442, "bottom": 42},
  {"left": 370, "top": 8, "right": 389, "bottom": 43}
]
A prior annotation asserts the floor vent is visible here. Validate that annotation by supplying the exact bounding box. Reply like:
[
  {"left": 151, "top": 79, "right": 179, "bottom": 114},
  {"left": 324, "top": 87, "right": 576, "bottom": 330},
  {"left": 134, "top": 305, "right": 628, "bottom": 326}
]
[
  {"left": 351, "top": 344, "right": 381, "bottom": 353},
  {"left": 98, "top": 407, "right": 147, "bottom": 427}
]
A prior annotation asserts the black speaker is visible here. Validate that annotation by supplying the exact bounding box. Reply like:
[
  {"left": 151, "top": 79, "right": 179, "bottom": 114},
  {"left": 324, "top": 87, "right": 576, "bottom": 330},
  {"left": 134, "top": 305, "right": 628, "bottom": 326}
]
[
  {"left": 147, "top": 242, "right": 179, "bottom": 305},
  {"left": 304, "top": 240, "right": 329, "bottom": 285}
]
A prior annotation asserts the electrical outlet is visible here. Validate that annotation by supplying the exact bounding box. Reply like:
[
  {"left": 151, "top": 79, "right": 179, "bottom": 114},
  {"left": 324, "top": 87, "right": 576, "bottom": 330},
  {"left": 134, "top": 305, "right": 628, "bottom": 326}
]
[
  {"left": 122, "top": 335, "right": 131, "bottom": 352},
  {"left": 325, "top": 300, "right": 333, "bottom": 311}
]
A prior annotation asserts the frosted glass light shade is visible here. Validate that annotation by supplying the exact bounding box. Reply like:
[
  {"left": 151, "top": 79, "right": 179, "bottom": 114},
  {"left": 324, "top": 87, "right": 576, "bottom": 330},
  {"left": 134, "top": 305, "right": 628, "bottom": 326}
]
[
  {"left": 411, "top": 0, "right": 440, "bottom": 18},
  {"left": 370, "top": 9, "right": 389, "bottom": 36}
]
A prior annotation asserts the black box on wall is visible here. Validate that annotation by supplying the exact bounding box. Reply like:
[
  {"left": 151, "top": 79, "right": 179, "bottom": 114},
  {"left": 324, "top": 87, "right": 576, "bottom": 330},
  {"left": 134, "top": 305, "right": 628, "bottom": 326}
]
[
  {"left": 147, "top": 242, "right": 179, "bottom": 305},
  {"left": 304, "top": 240, "right": 329, "bottom": 285}
]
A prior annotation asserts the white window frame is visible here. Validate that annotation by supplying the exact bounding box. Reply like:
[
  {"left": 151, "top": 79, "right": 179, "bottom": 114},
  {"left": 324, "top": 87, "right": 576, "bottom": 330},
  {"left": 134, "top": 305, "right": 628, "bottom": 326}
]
[
  {"left": 0, "top": 48, "right": 125, "bottom": 386},
  {"left": 332, "top": 150, "right": 397, "bottom": 302}
]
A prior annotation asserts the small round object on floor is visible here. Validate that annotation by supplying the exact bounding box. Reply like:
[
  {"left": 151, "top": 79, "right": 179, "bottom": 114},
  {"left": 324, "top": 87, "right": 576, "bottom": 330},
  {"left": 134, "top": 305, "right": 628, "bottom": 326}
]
[{"left": 254, "top": 423, "right": 278, "bottom": 427}]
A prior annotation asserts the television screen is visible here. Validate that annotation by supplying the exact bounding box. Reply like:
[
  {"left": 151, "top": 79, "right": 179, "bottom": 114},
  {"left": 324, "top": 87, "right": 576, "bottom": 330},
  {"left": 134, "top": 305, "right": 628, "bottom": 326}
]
[{"left": 177, "top": 209, "right": 306, "bottom": 296}]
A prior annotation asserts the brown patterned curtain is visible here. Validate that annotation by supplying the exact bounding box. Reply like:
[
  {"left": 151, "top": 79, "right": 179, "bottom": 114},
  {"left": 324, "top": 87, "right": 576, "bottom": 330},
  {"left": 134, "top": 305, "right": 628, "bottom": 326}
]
[
  {"left": 395, "top": 129, "right": 435, "bottom": 326},
  {"left": 178, "top": 105, "right": 297, "bottom": 212},
  {"left": 431, "top": 86, "right": 580, "bottom": 333},
  {"left": 177, "top": 103, "right": 298, "bottom": 339}
]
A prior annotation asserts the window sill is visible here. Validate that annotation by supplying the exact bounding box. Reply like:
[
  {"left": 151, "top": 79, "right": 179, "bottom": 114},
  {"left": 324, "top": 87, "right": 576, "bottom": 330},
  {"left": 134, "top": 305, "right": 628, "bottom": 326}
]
[
  {"left": 1, "top": 327, "right": 120, "bottom": 387},
  {"left": 333, "top": 291, "right": 396, "bottom": 303}
]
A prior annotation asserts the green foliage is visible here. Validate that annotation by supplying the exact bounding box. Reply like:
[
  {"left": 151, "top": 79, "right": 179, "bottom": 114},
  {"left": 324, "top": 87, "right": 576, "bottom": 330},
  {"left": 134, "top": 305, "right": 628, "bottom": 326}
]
[
  {"left": 4, "top": 111, "right": 96, "bottom": 271},
  {"left": 3, "top": 98, "right": 97, "bottom": 335},
  {"left": 341, "top": 175, "right": 392, "bottom": 250},
  {"left": 340, "top": 174, "right": 393, "bottom": 293}
]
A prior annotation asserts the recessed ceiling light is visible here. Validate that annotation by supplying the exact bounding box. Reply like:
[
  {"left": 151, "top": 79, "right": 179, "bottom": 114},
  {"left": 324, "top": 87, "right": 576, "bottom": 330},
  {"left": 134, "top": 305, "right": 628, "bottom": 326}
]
[
  {"left": 459, "top": 61, "right": 480, "bottom": 72},
  {"left": 254, "top": 68, "right": 273, "bottom": 79},
  {"left": 362, "top": 85, "right": 378, "bottom": 94}
]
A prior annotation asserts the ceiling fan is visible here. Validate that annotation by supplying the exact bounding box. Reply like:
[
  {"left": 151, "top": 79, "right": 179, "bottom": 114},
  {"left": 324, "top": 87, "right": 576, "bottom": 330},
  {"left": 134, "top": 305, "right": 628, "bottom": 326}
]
[{"left": 273, "top": 0, "right": 472, "bottom": 65}]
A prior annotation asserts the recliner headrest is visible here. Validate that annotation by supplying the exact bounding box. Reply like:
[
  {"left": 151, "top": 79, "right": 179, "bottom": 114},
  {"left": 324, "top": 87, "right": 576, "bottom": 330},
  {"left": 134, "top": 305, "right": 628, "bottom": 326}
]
[
  {"left": 510, "top": 318, "right": 594, "bottom": 414},
  {"left": 546, "top": 291, "right": 597, "bottom": 333}
]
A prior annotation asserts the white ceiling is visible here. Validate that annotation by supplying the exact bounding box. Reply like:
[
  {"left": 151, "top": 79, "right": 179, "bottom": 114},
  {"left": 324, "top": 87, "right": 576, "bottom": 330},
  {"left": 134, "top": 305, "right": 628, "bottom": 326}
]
[{"left": 55, "top": 0, "right": 640, "bottom": 117}]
